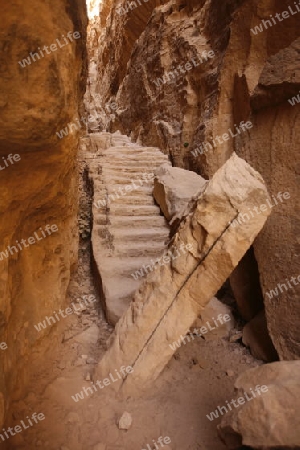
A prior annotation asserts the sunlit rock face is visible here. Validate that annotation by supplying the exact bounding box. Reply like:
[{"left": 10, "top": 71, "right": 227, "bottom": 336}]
[
  {"left": 86, "top": 0, "right": 102, "bottom": 19},
  {"left": 0, "top": 0, "right": 87, "bottom": 427},
  {"left": 91, "top": 0, "right": 300, "bottom": 359}
]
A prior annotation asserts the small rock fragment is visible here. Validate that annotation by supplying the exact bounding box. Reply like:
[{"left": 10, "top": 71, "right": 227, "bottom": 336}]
[
  {"left": 118, "top": 411, "right": 132, "bottom": 430},
  {"left": 87, "top": 357, "right": 97, "bottom": 364},
  {"left": 198, "top": 358, "right": 209, "bottom": 369},
  {"left": 229, "top": 331, "right": 243, "bottom": 343}
]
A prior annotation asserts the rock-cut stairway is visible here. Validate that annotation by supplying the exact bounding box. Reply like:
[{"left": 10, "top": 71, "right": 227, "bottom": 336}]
[{"left": 83, "top": 131, "right": 171, "bottom": 325}]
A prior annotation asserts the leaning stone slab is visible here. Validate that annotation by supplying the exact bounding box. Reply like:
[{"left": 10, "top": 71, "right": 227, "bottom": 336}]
[
  {"left": 218, "top": 361, "right": 300, "bottom": 449},
  {"left": 153, "top": 163, "right": 208, "bottom": 223},
  {"left": 95, "top": 153, "right": 271, "bottom": 394}
]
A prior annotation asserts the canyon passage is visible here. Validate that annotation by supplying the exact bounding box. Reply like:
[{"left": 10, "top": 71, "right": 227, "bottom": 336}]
[{"left": 0, "top": 0, "right": 299, "bottom": 449}]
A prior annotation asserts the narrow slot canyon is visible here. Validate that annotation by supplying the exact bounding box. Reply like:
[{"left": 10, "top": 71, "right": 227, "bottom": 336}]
[{"left": 0, "top": 0, "right": 299, "bottom": 449}]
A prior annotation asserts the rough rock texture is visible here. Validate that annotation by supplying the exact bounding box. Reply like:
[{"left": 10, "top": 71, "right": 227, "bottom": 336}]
[
  {"left": 84, "top": 131, "right": 170, "bottom": 324},
  {"left": 84, "top": 0, "right": 166, "bottom": 131},
  {"left": 192, "top": 297, "right": 234, "bottom": 341},
  {"left": 153, "top": 163, "right": 208, "bottom": 222},
  {"left": 218, "top": 361, "right": 300, "bottom": 449},
  {"left": 0, "top": 0, "right": 87, "bottom": 430},
  {"left": 95, "top": 154, "right": 271, "bottom": 393},
  {"left": 242, "top": 310, "right": 278, "bottom": 362},
  {"left": 90, "top": 0, "right": 300, "bottom": 359}
]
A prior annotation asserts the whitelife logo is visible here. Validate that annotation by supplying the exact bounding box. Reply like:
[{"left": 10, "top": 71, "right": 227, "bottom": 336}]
[
  {"left": 206, "top": 385, "right": 269, "bottom": 421},
  {"left": 0, "top": 224, "right": 58, "bottom": 261},
  {"left": 71, "top": 366, "right": 133, "bottom": 402},
  {"left": 0, "top": 342, "right": 8, "bottom": 351},
  {"left": 191, "top": 121, "right": 253, "bottom": 158},
  {"left": 0, "top": 153, "right": 21, "bottom": 171},
  {"left": 18, "top": 31, "right": 81, "bottom": 68},
  {"left": 288, "top": 90, "right": 300, "bottom": 106},
  {"left": 169, "top": 313, "right": 232, "bottom": 351},
  {"left": 34, "top": 295, "right": 97, "bottom": 332},
  {"left": 0, "top": 413, "right": 45, "bottom": 443},
  {"left": 131, "top": 244, "right": 193, "bottom": 280},
  {"left": 142, "top": 436, "right": 172, "bottom": 450},
  {"left": 231, "top": 191, "right": 290, "bottom": 228},
  {"left": 251, "top": 2, "right": 300, "bottom": 35},
  {"left": 265, "top": 274, "right": 300, "bottom": 299},
  {"left": 93, "top": 173, "right": 154, "bottom": 209}
]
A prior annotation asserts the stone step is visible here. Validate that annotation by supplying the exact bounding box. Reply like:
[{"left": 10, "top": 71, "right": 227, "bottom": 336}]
[
  {"left": 102, "top": 150, "right": 168, "bottom": 157},
  {"left": 112, "top": 241, "right": 166, "bottom": 257},
  {"left": 101, "top": 152, "right": 169, "bottom": 160},
  {"left": 100, "top": 160, "right": 167, "bottom": 169},
  {"left": 94, "top": 215, "right": 168, "bottom": 227},
  {"left": 111, "top": 137, "right": 134, "bottom": 145},
  {"left": 102, "top": 146, "right": 167, "bottom": 156},
  {"left": 94, "top": 179, "right": 153, "bottom": 190},
  {"left": 102, "top": 168, "right": 156, "bottom": 176},
  {"left": 102, "top": 156, "right": 168, "bottom": 165},
  {"left": 97, "top": 256, "right": 161, "bottom": 278},
  {"left": 94, "top": 195, "right": 155, "bottom": 206},
  {"left": 97, "top": 226, "right": 169, "bottom": 243},
  {"left": 100, "top": 274, "right": 141, "bottom": 323},
  {"left": 109, "top": 204, "right": 161, "bottom": 216}
]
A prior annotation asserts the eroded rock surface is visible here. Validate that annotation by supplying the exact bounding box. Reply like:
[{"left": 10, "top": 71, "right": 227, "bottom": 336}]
[
  {"left": 218, "top": 361, "right": 300, "bottom": 449},
  {"left": 242, "top": 310, "right": 278, "bottom": 362},
  {"left": 153, "top": 163, "right": 207, "bottom": 223},
  {"left": 0, "top": 0, "right": 87, "bottom": 429},
  {"left": 192, "top": 297, "right": 234, "bottom": 341}
]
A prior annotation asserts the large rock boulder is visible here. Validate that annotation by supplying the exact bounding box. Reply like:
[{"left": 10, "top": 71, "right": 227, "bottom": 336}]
[
  {"left": 242, "top": 310, "right": 278, "bottom": 362},
  {"left": 218, "top": 361, "right": 300, "bottom": 449},
  {"left": 153, "top": 163, "right": 207, "bottom": 223}
]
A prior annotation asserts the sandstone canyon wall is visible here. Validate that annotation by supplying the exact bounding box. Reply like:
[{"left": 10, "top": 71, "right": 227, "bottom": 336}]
[
  {"left": 88, "top": 0, "right": 300, "bottom": 359},
  {"left": 0, "top": 0, "right": 87, "bottom": 430}
]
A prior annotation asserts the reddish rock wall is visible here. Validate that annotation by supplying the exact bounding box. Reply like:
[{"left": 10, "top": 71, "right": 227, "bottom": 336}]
[{"left": 0, "top": 0, "right": 87, "bottom": 429}]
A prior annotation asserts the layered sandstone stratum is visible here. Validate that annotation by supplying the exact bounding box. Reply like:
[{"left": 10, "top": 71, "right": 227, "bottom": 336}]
[{"left": 86, "top": 0, "right": 300, "bottom": 360}]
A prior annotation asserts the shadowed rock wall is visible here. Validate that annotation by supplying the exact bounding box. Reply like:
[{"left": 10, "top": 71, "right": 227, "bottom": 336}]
[{"left": 0, "top": 0, "right": 87, "bottom": 430}]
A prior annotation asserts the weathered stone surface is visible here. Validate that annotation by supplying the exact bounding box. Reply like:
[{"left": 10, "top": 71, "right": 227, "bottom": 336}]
[
  {"left": 85, "top": 131, "right": 170, "bottom": 325},
  {"left": 192, "top": 297, "right": 234, "bottom": 341},
  {"left": 242, "top": 310, "right": 278, "bottom": 362},
  {"left": 95, "top": 154, "right": 271, "bottom": 393},
  {"left": 153, "top": 163, "right": 208, "bottom": 222},
  {"left": 218, "top": 361, "right": 300, "bottom": 449},
  {"left": 74, "top": 325, "right": 100, "bottom": 345},
  {"left": 0, "top": 0, "right": 87, "bottom": 431},
  {"left": 251, "top": 37, "right": 300, "bottom": 111}
]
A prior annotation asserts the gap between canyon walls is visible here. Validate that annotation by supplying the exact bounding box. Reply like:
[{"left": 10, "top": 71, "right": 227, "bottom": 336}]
[{"left": 0, "top": 0, "right": 88, "bottom": 436}]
